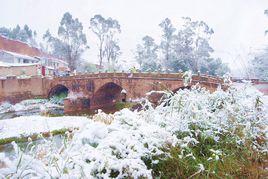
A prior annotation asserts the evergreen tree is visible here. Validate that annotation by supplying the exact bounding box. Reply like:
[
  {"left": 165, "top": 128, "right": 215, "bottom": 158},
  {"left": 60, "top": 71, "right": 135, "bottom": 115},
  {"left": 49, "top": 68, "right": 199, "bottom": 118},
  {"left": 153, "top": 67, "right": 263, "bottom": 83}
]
[
  {"left": 43, "top": 12, "right": 88, "bottom": 71},
  {"left": 0, "top": 24, "right": 37, "bottom": 46},
  {"left": 136, "top": 17, "right": 229, "bottom": 75},
  {"left": 159, "top": 18, "right": 176, "bottom": 71},
  {"left": 135, "top": 36, "right": 159, "bottom": 72}
]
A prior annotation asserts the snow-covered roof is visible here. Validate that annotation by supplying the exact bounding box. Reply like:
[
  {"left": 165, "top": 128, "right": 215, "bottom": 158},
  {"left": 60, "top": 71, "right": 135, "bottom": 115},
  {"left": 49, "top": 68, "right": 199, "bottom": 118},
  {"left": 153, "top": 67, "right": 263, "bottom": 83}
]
[
  {"left": 0, "top": 61, "right": 40, "bottom": 67},
  {"left": 0, "top": 35, "right": 68, "bottom": 65},
  {"left": 121, "top": 89, "right": 127, "bottom": 94},
  {"left": 44, "top": 57, "right": 68, "bottom": 65},
  {"left": 45, "top": 66, "right": 55, "bottom": 70},
  {"left": 0, "top": 35, "right": 42, "bottom": 57},
  {"left": 0, "top": 50, "right": 39, "bottom": 62},
  {"left": 0, "top": 35, "right": 37, "bottom": 48}
]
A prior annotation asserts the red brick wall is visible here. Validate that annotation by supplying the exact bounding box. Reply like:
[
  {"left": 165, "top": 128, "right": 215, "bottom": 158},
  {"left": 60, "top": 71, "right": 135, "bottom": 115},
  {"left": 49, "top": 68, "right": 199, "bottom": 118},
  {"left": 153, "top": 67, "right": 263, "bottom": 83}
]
[{"left": 0, "top": 77, "right": 46, "bottom": 103}]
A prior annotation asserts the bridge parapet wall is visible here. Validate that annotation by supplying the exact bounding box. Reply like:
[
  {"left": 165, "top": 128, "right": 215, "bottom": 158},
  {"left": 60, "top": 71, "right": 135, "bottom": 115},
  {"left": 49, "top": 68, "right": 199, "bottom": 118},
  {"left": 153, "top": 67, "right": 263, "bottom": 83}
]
[
  {"left": 0, "top": 73, "right": 224, "bottom": 105},
  {"left": 0, "top": 77, "right": 47, "bottom": 103},
  {"left": 51, "top": 73, "right": 222, "bottom": 84}
]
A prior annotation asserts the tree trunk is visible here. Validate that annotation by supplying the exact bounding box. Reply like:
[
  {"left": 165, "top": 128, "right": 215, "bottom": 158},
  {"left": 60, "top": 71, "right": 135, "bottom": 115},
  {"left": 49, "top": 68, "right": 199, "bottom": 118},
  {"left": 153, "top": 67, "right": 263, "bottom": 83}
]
[{"left": 99, "top": 45, "right": 103, "bottom": 67}]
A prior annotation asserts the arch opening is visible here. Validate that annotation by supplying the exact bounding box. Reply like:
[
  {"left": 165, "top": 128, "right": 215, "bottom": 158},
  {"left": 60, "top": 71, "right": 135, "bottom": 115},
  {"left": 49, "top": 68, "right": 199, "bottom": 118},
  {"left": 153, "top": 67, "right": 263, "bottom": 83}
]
[
  {"left": 92, "top": 82, "right": 125, "bottom": 109},
  {"left": 48, "top": 84, "right": 69, "bottom": 99}
]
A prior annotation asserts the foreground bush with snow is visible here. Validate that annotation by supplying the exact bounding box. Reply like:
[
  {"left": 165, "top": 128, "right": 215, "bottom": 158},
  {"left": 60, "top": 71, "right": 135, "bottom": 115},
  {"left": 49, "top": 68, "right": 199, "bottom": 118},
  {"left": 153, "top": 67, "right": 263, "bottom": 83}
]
[{"left": 0, "top": 83, "right": 267, "bottom": 178}]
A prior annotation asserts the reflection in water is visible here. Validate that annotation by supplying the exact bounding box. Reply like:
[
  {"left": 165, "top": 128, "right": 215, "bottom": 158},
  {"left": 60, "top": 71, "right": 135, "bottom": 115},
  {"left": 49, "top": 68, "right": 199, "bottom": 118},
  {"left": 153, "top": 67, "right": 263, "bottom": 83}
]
[
  {"left": 0, "top": 99, "right": 64, "bottom": 120},
  {"left": 0, "top": 108, "right": 64, "bottom": 120},
  {"left": 0, "top": 99, "right": 66, "bottom": 156}
]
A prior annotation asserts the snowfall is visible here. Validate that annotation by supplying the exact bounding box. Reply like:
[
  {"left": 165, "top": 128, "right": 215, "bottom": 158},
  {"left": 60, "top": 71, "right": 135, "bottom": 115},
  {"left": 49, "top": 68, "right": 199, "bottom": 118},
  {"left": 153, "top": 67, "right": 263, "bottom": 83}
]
[{"left": 0, "top": 81, "right": 267, "bottom": 178}]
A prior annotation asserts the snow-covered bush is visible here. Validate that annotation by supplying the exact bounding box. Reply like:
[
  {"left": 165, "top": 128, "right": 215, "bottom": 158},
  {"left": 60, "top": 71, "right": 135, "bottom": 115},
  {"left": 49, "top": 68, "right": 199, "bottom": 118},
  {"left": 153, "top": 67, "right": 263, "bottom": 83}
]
[
  {"left": 0, "top": 83, "right": 267, "bottom": 178},
  {"left": 0, "top": 102, "right": 13, "bottom": 114},
  {"left": 92, "top": 110, "right": 114, "bottom": 124},
  {"left": 182, "top": 70, "right": 192, "bottom": 86}
]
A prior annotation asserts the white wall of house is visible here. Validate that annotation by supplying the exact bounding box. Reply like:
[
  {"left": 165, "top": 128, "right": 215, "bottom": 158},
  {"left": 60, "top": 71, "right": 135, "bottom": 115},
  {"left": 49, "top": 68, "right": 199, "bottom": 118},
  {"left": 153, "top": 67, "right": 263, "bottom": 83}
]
[
  {"left": 0, "top": 51, "right": 40, "bottom": 64},
  {"left": 0, "top": 51, "right": 16, "bottom": 63},
  {"left": 40, "top": 57, "right": 68, "bottom": 70},
  {"left": 0, "top": 50, "right": 69, "bottom": 77}
]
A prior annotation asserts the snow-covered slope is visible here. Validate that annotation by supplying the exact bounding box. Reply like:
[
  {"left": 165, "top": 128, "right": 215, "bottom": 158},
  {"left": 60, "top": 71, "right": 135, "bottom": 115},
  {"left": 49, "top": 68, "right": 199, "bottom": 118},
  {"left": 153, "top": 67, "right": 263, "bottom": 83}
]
[{"left": 0, "top": 116, "right": 89, "bottom": 139}]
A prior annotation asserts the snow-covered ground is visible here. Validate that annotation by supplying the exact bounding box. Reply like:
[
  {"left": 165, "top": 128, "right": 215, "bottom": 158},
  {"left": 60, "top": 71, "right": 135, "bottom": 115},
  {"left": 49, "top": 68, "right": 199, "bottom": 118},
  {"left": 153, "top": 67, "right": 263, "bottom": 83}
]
[
  {"left": 0, "top": 82, "right": 266, "bottom": 178},
  {"left": 0, "top": 116, "right": 89, "bottom": 139}
]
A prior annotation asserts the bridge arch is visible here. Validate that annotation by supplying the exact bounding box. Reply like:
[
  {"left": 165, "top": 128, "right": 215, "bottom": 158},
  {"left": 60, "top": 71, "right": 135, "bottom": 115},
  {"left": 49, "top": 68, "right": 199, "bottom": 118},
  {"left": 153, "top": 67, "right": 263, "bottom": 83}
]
[
  {"left": 91, "top": 82, "right": 126, "bottom": 109},
  {"left": 48, "top": 84, "right": 69, "bottom": 99}
]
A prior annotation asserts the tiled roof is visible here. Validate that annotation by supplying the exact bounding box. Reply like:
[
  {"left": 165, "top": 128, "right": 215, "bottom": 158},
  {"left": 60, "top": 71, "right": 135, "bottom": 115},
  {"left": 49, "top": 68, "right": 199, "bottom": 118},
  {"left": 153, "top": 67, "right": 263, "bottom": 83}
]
[
  {"left": 0, "top": 35, "right": 68, "bottom": 68},
  {"left": 0, "top": 35, "right": 45, "bottom": 57},
  {"left": 0, "top": 50, "right": 39, "bottom": 61}
]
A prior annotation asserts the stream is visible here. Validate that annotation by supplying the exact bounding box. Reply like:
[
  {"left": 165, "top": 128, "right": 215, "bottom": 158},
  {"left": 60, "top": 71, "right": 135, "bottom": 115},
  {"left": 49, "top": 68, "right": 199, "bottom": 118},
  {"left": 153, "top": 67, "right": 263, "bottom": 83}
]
[
  {"left": 0, "top": 99, "right": 64, "bottom": 120},
  {"left": 0, "top": 99, "right": 66, "bottom": 157},
  {"left": 0, "top": 98, "right": 125, "bottom": 158}
]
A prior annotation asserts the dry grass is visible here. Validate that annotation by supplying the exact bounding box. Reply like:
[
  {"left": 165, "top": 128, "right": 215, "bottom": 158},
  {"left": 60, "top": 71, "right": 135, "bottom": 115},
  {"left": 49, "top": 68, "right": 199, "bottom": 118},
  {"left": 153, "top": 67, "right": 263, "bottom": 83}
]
[{"left": 92, "top": 111, "right": 114, "bottom": 124}]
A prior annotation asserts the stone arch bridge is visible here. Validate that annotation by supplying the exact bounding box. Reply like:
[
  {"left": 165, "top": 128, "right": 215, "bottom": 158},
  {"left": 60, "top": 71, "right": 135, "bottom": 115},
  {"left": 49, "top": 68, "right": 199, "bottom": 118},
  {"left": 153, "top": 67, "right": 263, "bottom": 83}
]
[{"left": 0, "top": 73, "right": 223, "bottom": 112}]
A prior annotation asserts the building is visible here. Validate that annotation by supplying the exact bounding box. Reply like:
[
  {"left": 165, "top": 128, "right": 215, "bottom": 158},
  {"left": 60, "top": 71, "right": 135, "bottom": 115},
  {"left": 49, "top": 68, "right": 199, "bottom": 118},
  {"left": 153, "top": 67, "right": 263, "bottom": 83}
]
[
  {"left": 35, "top": 56, "right": 69, "bottom": 72},
  {"left": 0, "top": 50, "right": 39, "bottom": 64},
  {"left": 0, "top": 35, "right": 69, "bottom": 77}
]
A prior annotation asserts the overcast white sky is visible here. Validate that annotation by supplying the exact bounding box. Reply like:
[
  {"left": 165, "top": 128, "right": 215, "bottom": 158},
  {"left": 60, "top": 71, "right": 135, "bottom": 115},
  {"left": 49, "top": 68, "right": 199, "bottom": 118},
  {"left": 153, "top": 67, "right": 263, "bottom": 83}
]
[{"left": 1, "top": 0, "right": 268, "bottom": 72}]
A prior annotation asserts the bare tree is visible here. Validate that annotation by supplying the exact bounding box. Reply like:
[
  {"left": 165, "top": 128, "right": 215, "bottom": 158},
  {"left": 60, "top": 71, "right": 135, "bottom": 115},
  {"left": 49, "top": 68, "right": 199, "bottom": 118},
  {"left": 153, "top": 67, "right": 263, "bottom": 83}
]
[{"left": 90, "top": 15, "right": 121, "bottom": 69}]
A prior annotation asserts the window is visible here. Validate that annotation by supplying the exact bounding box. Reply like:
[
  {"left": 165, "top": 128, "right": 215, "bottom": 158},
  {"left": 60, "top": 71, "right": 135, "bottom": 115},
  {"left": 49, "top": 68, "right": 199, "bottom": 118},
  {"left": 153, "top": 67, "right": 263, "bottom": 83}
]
[{"left": 23, "top": 59, "right": 29, "bottom": 63}]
